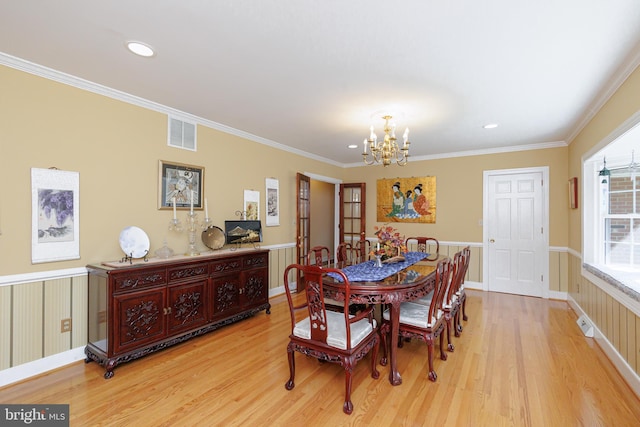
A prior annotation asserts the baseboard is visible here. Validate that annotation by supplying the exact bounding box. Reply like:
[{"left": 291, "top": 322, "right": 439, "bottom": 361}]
[
  {"left": 0, "top": 346, "right": 86, "bottom": 388},
  {"left": 548, "top": 290, "right": 567, "bottom": 300},
  {"left": 567, "top": 295, "right": 640, "bottom": 398},
  {"left": 269, "top": 285, "right": 286, "bottom": 297},
  {"left": 464, "top": 280, "right": 482, "bottom": 290}
]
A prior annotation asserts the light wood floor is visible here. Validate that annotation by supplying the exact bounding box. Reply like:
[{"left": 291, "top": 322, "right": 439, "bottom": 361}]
[{"left": 2, "top": 290, "right": 640, "bottom": 426}]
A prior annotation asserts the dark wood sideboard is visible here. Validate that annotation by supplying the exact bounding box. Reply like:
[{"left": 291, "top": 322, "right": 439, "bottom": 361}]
[{"left": 85, "top": 249, "right": 270, "bottom": 378}]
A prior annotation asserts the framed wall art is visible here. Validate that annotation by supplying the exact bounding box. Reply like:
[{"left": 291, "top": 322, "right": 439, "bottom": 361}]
[
  {"left": 243, "top": 189, "right": 260, "bottom": 220},
  {"left": 376, "top": 176, "right": 436, "bottom": 223},
  {"left": 224, "top": 220, "right": 262, "bottom": 244},
  {"left": 569, "top": 177, "right": 578, "bottom": 209},
  {"left": 31, "top": 168, "right": 80, "bottom": 263},
  {"left": 158, "top": 160, "right": 204, "bottom": 210},
  {"left": 265, "top": 178, "right": 279, "bottom": 226}
]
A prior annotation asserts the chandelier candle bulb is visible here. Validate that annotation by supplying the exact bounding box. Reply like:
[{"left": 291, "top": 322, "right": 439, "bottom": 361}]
[
  {"left": 205, "top": 198, "right": 209, "bottom": 218},
  {"left": 363, "top": 138, "right": 367, "bottom": 153},
  {"left": 190, "top": 190, "right": 194, "bottom": 214},
  {"left": 172, "top": 197, "right": 177, "bottom": 220}
]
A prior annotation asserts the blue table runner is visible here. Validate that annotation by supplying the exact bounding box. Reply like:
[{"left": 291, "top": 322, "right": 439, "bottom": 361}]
[{"left": 328, "top": 251, "right": 428, "bottom": 282}]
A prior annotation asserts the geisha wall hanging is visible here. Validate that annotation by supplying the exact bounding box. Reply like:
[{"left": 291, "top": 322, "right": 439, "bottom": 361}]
[{"left": 376, "top": 177, "right": 436, "bottom": 223}]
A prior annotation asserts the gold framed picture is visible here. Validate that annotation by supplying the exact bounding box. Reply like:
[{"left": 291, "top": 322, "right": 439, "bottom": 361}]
[{"left": 158, "top": 160, "right": 204, "bottom": 210}]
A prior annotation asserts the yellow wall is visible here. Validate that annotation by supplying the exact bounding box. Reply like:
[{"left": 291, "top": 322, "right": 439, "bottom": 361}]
[
  {"left": 0, "top": 65, "right": 342, "bottom": 275},
  {"left": 0, "top": 63, "right": 571, "bottom": 276},
  {"left": 310, "top": 180, "right": 335, "bottom": 253},
  {"left": 343, "top": 148, "right": 569, "bottom": 246},
  {"left": 568, "top": 66, "right": 640, "bottom": 251}
]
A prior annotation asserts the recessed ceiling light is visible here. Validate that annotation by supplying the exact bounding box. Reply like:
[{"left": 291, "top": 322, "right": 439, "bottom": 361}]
[
  {"left": 483, "top": 123, "right": 498, "bottom": 129},
  {"left": 348, "top": 144, "right": 358, "bottom": 149},
  {"left": 126, "top": 41, "right": 155, "bottom": 57}
]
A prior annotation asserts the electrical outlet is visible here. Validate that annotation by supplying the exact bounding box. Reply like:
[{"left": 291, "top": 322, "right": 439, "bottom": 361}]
[{"left": 61, "top": 318, "right": 72, "bottom": 333}]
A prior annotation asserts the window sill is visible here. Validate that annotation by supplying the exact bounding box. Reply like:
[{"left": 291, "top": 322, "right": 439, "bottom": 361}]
[{"left": 583, "top": 263, "right": 640, "bottom": 302}]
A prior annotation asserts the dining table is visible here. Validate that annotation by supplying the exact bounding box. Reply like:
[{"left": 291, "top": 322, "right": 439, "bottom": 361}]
[{"left": 323, "top": 252, "right": 440, "bottom": 386}]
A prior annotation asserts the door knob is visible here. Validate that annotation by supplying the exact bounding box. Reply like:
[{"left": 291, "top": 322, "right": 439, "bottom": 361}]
[{"left": 489, "top": 239, "right": 495, "bottom": 243}]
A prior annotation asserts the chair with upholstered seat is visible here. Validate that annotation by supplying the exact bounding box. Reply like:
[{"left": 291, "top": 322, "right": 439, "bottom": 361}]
[
  {"left": 283, "top": 263, "right": 380, "bottom": 414},
  {"left": 411, "top": 250, "right": 463, "bottom": 352},
  {"left": 405, "top": 237, "right": 439, "bottom": 261},
  {"left": 380, "top": 257, "right": 452, "bottom": 381}
]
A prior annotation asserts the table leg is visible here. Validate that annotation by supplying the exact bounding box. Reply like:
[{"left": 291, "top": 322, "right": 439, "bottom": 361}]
[{"left": 388, "top": 301, "right": 402, "bottom": 385}]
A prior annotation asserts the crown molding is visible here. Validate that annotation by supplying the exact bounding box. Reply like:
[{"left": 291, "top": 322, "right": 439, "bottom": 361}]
[
  {"left": 0, "top": 52, "right": 343, "bottom": 168},
  {"left": 565, "top": 43, "right": 640, "bottom": 144}
]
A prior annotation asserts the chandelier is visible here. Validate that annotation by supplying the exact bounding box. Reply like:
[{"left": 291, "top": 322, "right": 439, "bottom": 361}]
[{"left": 363, "top": 115, "right": 410, "bottom": 166}]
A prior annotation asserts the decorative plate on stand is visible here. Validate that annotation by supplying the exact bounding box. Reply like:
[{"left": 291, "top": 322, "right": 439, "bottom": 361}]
[
  {"left": 119, "top": 226, "right": 150, "bottom": 258},
  {"left": 202, "top": 225, "right": 225, "bottom": 250}
]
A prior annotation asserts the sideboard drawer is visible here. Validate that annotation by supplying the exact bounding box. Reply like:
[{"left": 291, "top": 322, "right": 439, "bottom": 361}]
[
  {"left": 243, "top": 252, "right": 268, "bottom": 269},
  {"left": 168, "top": 262, "right": 209, "bottom": 283},
  {"left": 210, "top": 257, "right": 243, "bottom": 276},
  {"left": 113, "top": 268, "right": 167, "bottom": 292}
]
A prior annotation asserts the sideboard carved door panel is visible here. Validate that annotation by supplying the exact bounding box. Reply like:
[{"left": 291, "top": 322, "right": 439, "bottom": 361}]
[
  {"left": 211, "top": 274, "right": 242, "bottom": 319},
  {"left": 114, "top": 287, "right": 166, "bottom": 354},
  {"left": 167, "top": 280, "right": 208, "bottom": 335}
]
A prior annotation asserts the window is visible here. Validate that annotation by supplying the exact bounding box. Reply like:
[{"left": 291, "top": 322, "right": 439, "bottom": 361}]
[
  {"left": 583, "top": 117, "right": 640, "bottom": 294},
  {"left": 602, "top": 168, "right": 640, "bottom": 267}
]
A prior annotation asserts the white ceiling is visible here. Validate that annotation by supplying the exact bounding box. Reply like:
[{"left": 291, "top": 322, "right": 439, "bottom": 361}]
[{"left": 2, "top": 1, "right": 640, "bottom": 166}]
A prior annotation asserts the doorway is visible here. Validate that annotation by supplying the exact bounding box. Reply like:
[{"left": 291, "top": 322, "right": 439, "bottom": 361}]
[{"left": 483, "top": 167, "right": 549, "bottom": 297}]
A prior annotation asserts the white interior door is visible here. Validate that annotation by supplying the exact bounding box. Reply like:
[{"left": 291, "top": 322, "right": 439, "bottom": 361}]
[{"left": 485, "top": 168, "right": 548, "bottom": 297}]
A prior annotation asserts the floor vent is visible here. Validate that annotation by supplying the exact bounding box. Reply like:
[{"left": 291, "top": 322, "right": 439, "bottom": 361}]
[{"left": 576, "top": 315, "right": 594, "bottom": 337}]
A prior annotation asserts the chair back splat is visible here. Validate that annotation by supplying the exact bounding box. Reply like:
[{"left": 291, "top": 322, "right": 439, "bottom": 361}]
[
  {"left": 306, "top": 245, "right": 331, "bottom": 267},
  {"left": 337, "top": 242, "right": 361, "bottom": 265},
  {"left": 283, "top": 263, "right": 380, "bottom": 414},
  {"left": 405, "top": 237, "right": 439, "bottom": 261}
]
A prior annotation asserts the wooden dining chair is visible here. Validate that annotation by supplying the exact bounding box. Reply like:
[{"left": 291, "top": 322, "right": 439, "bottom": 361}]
[
  {"left": 405, "top": 237, "right": 439, "bottom": 261},
  {"left": 306, "top": 245, "right": 331, "bottom": 267},
  {"left": 457, "top": 246, "right": 471, "bottom": 327},
  {"left": 411, "top": 250, "right": 463, "bottom": 352},
  {"left": 283, "top": 263, "right": 380, "bottom": 414},
  {"left": 380, "top": 257, "right": 452, "bottom": 382},
  {"left": 356, "top": 239, "right": 372, "bottom": 262},
  {"left": 444, "top": 250, "right": 465, "bottom": 347},
  {"left": 336, "top": 242, "right": 360, "bottom": 265}
]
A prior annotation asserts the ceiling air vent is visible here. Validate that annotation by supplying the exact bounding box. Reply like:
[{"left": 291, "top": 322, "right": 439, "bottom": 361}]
[{"left": 168, "top": 116, "right": 197, "bottom": 151}]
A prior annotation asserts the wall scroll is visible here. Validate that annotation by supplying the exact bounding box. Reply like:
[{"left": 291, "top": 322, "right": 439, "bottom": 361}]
[
  {"left": 243, "top": 190, "right": 260, "bottom": 220},
  {"left": 265, "top": 178, "right": 279, "bottom": 226},
  {"left": 31, "top": 168, "right": 80, "bottom": 263}
]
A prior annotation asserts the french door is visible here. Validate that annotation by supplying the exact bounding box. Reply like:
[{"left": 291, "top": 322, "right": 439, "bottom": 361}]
[
  {"left": 339, "top": 183, "right": 366, "bottom": 247},
  {"left": 296, "top": 173, "right": 311, "bottom": 292}
]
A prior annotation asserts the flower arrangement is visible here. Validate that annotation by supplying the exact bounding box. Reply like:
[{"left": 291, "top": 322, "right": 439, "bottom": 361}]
[{"left": 370, "top": 225, "right": 407, "bottom": 260}]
